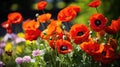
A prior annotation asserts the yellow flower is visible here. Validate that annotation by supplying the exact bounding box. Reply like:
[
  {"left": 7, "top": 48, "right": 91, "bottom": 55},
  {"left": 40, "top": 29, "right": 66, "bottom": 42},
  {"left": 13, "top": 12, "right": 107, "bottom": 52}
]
[
  {"left": 17, "top": 32, "right": 25, "bottom": 38},
  {"left": 25, "top": 40, "right": 31, "bottom": 45},
  {"left": 25, "top": 40, "right": 36, "bottom": 45},
  {"left": 16, "top": 46, "right": 23, "bottom": 54},
  {"left": 5, "top": 42, "right": 12, "bottom": 51},
  {"left": 32, "top": 40, "right": 36, "bottom": 44}
]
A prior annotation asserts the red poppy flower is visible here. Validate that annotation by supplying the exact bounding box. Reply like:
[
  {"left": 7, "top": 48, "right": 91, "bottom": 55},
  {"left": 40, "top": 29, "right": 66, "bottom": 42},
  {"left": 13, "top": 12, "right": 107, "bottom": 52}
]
[
  {"left": 99, "top": 30, "right": 106, "bottom": 37},
  {"left": 22, "top": 19, "right": 40, "bottom": 31},
  {"left": 118, "top": 17, "right": 120, "bottom": 28},
  {"left": 1, "top": 20, "right": 11, "bottom": 29},
  {"left": 70, "top": 24, "right": 90, "bottom": 44},
  {"left": 93, "top": 45, "right": 118, "bottom": 65},
  {"left": 88, "top": 0, "right": 101, "bottom": 8},
  {"left": 49, "top": 39, "right": 55, "bottom": 49},
  {"left": 57, "top": 6, "right": 80, "bottom": 22},
  {"left": 25, "top": 29, "right": 41, "bottom": 41},
  {"left": 6, "top": 28, "right": 13, "bottom": 34},
  {"left": 57, "top": 31, "right": 70, "bottom": 41},
  {"left": 37, "top": 13, "right": 51, "bottom": 23},
  {"left": 56, "top": 39, "right": 72, "bottom": 54},
  {"left": 48, "top": 31, "right": 70, "bottom": 49},
  {"left": 37, "top": 1, "right": 47, "bottom": 10},
  {"left": 90, "top": 13, "right": 108, "bottom": 32},
  {"left": 1, "top": 20, "right": 12, "bottom": 33},
  {"left": 8, "top": 12, "right": 23, "bottom": 24},
  {"left": 107, "top": 38, "right": 117, "bottom": 50},
  {"left": 80, "top": 39, "right": 104, "bottom": 56},
  {"left": 105, "top": 18, "right": 120, "bottom": 34},
  {"left": 69, "top": 6, "right": 80, "bottom": 12}
]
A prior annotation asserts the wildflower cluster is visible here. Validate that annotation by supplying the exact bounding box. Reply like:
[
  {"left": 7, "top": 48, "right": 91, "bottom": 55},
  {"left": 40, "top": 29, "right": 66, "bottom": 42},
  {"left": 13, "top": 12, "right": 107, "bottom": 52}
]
[{"left": 0, "top": 0, "right": 120, "bottom": 67}]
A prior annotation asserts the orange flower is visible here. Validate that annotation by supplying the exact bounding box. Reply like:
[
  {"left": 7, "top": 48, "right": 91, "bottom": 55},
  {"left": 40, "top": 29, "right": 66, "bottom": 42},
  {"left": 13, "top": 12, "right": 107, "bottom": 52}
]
[
  {"left": 57, "top": 6, "right": 80, "bottom": 22},
  {"left": 37, "top": 1, "right": 47, "bottom": 10},
  {"left": 70, "top": 24, "right": 90, "bottom": 44},
  {"left": 22, "top": 19, "right": 40, "bottom": 31},
  {"left": 105, "top": 18, "right": 120, "bottom": 34},
  {"left": 45, "top": 20, "right": 62, "bottom": 35},
  {"left": 88, "top": 0, "right": 101, "bottom": 8},
  {"left": 1, "top": 20, "right": 12, "bottom": 33},
  {"left": 80, "top": 40, "right": 104, "bottom": 56},
  {"left": 90, "top": 13, "right": 108, "bottom": 32},
  {"left": 56, "top": 39, "right": 72, "bottom": 54},
  {"left": 40, "top": 20, "right": 62, "bottom": 40},
  {"left": 8, "top": 12, "right": 23, "bottom": 24},
  {"left": 37, "top": 13, "right": 51, "bottom": 23},
  {"left": 25, "top": 29, "right": 41, "bottom": 41}
]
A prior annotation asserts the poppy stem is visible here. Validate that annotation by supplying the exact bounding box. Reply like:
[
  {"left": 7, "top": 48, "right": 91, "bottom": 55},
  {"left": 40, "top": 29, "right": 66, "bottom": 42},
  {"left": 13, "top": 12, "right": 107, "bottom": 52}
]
[
  {"left": 67, "top": 54, "right": 72, "bottom": 66},
  {"left": 95, "top": 7, "right": 99, "bottom": 13},
  {"left": 96, "top": 32, "right": 102, "bottom": 43},
  {"left": 42, "top": 10, "right": 46, "bottom": 14},
  {"left": 41, "top": 23, "right": 45, "bottom": 30}
]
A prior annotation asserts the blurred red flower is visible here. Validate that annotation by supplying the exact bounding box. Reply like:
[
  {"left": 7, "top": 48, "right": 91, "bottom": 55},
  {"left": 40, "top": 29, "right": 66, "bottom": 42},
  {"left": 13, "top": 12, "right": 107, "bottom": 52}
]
[
  {"left": 48, "top": 32, "right": 70, "bottom": 49},
  {"left": 57, "top": 6, "right": 80, "bottom": 22},
  {"left": 70, "top": 24, "right": 90, "bottom": 44},
  {"left": 105, "top": 18, "right": 120, "bottom": 34},
  {"left": 88, "top": 0, "right": 101, "bottom": 8},
  {"left": 49, "top": 39, "right": 55, "bottom": 49},
  {"left": 107, "top": 38, "right": 117, "bottom": 50},
  {"left": 93, "top": 45, "right": 118, "bottom": 65},
  {"left": 8, "top": 12, "right": 23, "bottom": 24},
  {"left": 25, "top": 29, "right": 41, "bottom": 41},
  {"left": 37, "top": 1, "right": 47, "bottom": 10},
  {"left": 1, "top": 20, "right": 12, "bottom": 33},
  {"left": 90, "top": 13, "right": 108, "bottom": 32},
  {"left": 80, "top": 39, "right": 104, "bottom": 56},
  {"left": 56, "top": 39, "right": 72, "bottom": 54}
]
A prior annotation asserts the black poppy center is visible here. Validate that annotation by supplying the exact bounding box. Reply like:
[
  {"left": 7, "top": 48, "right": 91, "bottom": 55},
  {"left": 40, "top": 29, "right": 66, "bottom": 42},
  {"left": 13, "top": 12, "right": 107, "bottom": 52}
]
[
  {"left": 60, "top": 45, "right": 68, "bottom": 51},
  {"left": 77, "top": 31, "right": 84, "bottom": 36},
  {"left": 101, "top": 51, "right": 106, "bottom": 56},
  {"left": 95, "top": 20, "right": 101, "bottom": 26}
]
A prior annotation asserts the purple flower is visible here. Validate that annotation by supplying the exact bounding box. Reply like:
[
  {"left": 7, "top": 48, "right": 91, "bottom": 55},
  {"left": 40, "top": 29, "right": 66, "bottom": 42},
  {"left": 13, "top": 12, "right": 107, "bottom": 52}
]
[
  {"left": 0, "top": 61, "right": 4, "bottom": 67},
  {"left": 15, "top": 57, "right": 23, "bottom": 64},
  {"left": 32, "top": 49, "right": 44, "bottom": 57},
  {"left": 0, "top": 41, "right": 6, "bottom": 48},
  {"left": 0, "top": 48, "right": 4, "bottom": 55},
  {"left": 3, "top": 33, "right": 17, "bottom": 42},
  {"left": 23, "top": 56, "right": 31, "bottom": 63}
]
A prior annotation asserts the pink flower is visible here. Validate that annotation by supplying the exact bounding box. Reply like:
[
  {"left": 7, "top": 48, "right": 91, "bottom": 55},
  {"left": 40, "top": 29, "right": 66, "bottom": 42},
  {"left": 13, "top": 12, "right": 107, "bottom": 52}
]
[
  {"left": 0, "top": 48, "right": 4, "bottom": 55},
  {"left": 0, "top": 61, "right": 4, "bottom": 67},
  {"left": 15, "top": 57, "right": 23, "bottom": 64},
  {"left": 14, "top": 37, "right": 25, "bottom": 44},
  {"left": 0, "top": 41, "right": 6, "bottom": 48},
  {"left": 32, "top": 49, "right": 44, "bottom": 57},
  {"left": 23, "top": 56, "right": 31, "bottom": 62}
]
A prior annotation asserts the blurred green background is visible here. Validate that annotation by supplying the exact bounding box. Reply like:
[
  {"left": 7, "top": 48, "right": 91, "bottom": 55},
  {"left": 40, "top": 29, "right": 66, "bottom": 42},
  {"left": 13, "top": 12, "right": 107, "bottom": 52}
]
[{"left": 0, "top": 0, "right": 120, "bottom": 36}]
